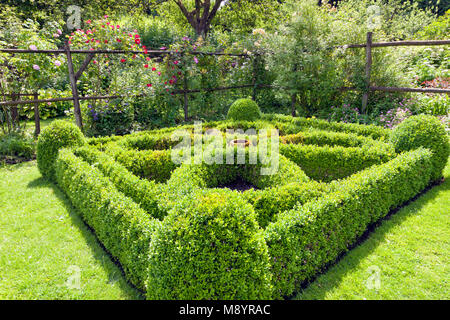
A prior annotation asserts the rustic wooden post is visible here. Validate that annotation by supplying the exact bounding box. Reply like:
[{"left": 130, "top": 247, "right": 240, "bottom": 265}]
[
  {"left": 183, "top": 73, "right": 189, "bottom": 122},
  {"left": 361, "top": 32, "right": 373, "bottom": 114},
  {"left": 65, "top": 42, "right": 83, "bottom": 131},
  {"left": 291, "top": 93, "right": 297, "bottom": 117},
  {"left": 33, "top": 92, "right": 40, "bottom": 137},
  {"left": 10, "top": 93, "right": 19, "bottom": 129},
  {"left": 251, "top": 54, "right": 258, "bottom": 101}
]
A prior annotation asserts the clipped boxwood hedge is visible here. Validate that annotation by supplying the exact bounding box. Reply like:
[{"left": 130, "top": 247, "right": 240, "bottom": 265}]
[
  {"left": 55, "top": 149, "right": 159, "bottom": 289},
  {"left": 37, "top": 120, "right": 85, "bottom": 180},
  {"left": 227, "top": 98, "right": 262, "bottom": 122},
  {"left": 51, "top": 113, "right": 444, "bottom": 300},
  {"left": 147, "top": 190, "right": 273, "bottom": 300},
  {"left": 390, "top": 114, "right": 449, "bottom": 181},
  {"left": 280, "top": 142, "right": 396, "bottom": 182},
  {"left": 104, "top": 142, "right": 177, "bottom": 183},
  {"left": 73, "top": 146, "right": 167, "bottom": 220},
  {"left": 263, "top": 113, "right": 390, "bottom": 139},
  {"left": 265, "top": 148, "right": 433, "bottom": 298}
]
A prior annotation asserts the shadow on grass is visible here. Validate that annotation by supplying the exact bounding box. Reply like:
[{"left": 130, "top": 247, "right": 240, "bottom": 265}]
[
  {"left": 27, "top": 175, "right": 144, "bottom": 300},
  {"left": 294, "top": 177, "right": 449, "bottom": 299}
]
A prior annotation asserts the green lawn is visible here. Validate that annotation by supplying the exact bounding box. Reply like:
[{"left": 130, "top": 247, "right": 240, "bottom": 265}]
[
  {"left": 0, "top": 160, "right": 448, "bottom": 300},
  {"left": 0, "top": 161, "right": 142, "bottom": 299}
]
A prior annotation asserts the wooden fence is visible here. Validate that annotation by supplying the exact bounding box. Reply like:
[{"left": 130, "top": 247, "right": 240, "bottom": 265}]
[{"left": 0, "top": 33, "right": 449, "bottom": 135}]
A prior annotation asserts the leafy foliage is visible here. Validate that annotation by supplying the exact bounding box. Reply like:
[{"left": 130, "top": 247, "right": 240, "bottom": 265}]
[
  {"left": 266, "top": 148, "right": 433, "bottom": 298},
  {"left": 147, "top": 190, "right": 273, "bottom": 299},
  {"left": 390, "top": 114, "right": 449, "bottom": 181},
  {"left": 36, "top": 120, "right": 85, "bottom": 180},
  {"left": 0, "top": 132, "right": 35, "bottom": 159},
  {"left": 227, "top": 98, "right": 262, "bottom": 121},
  {"left": 55, "top": 148, "right": 160, "bottom": 290}
]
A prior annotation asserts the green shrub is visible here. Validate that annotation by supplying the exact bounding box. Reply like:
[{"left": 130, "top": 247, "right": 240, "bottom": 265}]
[
  {"left": 105, "top": 142, "right": 177, "bottom": 183},
  {"left": 280, "top": 129, "right": 373, "bottom": 148},
  {"left": 55, "top": 149, "right": 159, "bottom": 289},
  {"left": 243, "top": 181, "right": 328, "bottom": 228},
  {"left": 0, "top": 132, "right": 35, "bottom": 159},
  {"left": 73, "top": 146, "right": 167, "bottom": 220},
  {"left": 119, "top": 132, "right": 179, "bottom": 151},
  {"left": 280, "top": 142, "right": 396, "bottom": 182},
  {"left": 390, "top": 115, "right": 449, "bottom": 181},
  {"left": 146, "top": 190, "right": 273, "bottom": 299},
  {"left": 36, "top": 120, "right": 85, "bottom": 180},
  {"left": 242, "top": 154, "right": 310, "bottom": 189},
  {"left": 265, "top": 148, "right": 433, "bottom": 298},
  {"left": 227, "top": 98, "right": 262, "bottom": 122},
  {"left": 263, "top": 114, "right": 390, "bottom": 140},
  {"left": 82, "top": 101, "right": 134, "bottom": 137}
]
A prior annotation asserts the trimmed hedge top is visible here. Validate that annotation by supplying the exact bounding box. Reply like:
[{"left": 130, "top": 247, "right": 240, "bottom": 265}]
[
  {"left": 37, "top": 120, "right": 85, "bottom": 181},
  {"left": 227, "top": 98, "right": 262, "bottom": 121},
  {"left": 390, "top": 114, "right": 449, "bottom": 181},
  {"left": 147, "top": 190, "right": 273, "bottom": 299}
]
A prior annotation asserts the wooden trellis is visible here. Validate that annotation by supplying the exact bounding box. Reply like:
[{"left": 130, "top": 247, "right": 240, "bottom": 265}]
[{"left": 0, "top": 34, "right": 449, "bottom": 135}]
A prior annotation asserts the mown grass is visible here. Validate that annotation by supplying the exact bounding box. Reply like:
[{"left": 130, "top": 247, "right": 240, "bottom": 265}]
[
  {"left": 0, "top": 160, "right": 448, "bottom": 299},
  {"left": 0, "top": 161, "right": 142, "bottom": 299}
]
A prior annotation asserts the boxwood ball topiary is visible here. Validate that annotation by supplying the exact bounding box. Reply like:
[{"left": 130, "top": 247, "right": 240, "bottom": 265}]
[
  {"left": 146, "top": 191, "right": 273, "bottom": 300},
  {"left": 227, "top": 98, "right": 262, "bottom": 121},
  {"left": 37, "top": 120, "right": 85, "bottom": 180},
  {"left": 390, "top": 115, "right": 449, "bottom": 181}
]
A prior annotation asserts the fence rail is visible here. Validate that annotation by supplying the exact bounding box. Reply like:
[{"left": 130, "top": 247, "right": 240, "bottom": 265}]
[{"left": 0, "top": 34, "right": 449, "bottom": 134}]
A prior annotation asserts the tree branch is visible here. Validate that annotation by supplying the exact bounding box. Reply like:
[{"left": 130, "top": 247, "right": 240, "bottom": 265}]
[
  {"left": 207, "top": 0, "right": 224, "bottom": 25},
  {"left": 174, "top": 0, "right": 197, "bottom": 30}
]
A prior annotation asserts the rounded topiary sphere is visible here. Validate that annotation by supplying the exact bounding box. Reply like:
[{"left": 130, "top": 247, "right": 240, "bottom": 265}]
[
  {"left": 390, "top": 115, "right": 449, "bottom": 181},
  {"left": 227, "top": 98, "right": 262, "bottom": 121},
  {"left": 37, "top": 120, "right": 85, "bottom": 180},
  {"left": 146, "top": 191, "right": 273, "bottom": 299}
]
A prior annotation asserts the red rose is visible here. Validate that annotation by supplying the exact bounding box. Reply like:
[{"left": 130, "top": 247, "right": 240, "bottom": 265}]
[
  {"left": 144, "top": 64, "right": 149, "bottom": 68},
  {"left": 147, "top": 84, "right": 152, "bottom": 87},
  {"left": 121, "top": 58, "right": 126, "bottom": 63},
  {"left": 152, "top": 67, "right": 156, "bottom": 71},
  {"left": 135, "top": 38, "right": 141, "bottom": 44}
]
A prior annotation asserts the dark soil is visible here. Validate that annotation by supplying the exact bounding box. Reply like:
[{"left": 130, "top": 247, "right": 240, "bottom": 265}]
[
  {"left": 217, "top": 177, "right": 257, "bottom": 192},
  {"left": 0, "top": 155, "right": 35, "bottom": 165}
]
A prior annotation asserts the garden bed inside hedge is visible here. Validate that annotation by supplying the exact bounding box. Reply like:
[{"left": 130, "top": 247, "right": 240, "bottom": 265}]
[{"left": 37, "top": 114, "right": 447, "bottom": 299}]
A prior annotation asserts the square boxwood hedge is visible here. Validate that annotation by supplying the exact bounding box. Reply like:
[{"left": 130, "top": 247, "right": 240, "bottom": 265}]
[{"left": 52, "top": 114, "right": 441, "bottom": 299}]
